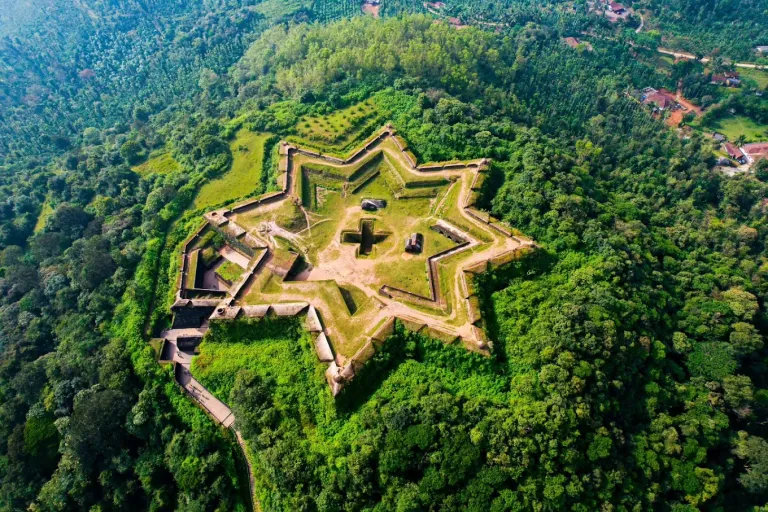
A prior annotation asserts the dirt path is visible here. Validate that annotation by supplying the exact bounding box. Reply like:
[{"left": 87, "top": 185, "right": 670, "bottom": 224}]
[
  {"left": 263, "top": 221, "right": 308, "bottom": 252},
  {"left": 657, "top": 47, "right": 767, "bottom": 69}
]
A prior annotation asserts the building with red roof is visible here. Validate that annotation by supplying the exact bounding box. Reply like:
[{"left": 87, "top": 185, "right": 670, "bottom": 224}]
[
  {"left": 742, "top": 142, "right": 768, "bottom": 163},
  {"left": 608, "top": 1, "right": 625, "bottom": 13},
  {"left": 724, "top": 143, "right": 748, "bottom": 164}
]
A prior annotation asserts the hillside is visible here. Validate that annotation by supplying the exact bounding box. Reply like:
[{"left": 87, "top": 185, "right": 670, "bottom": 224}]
[{"left": 1, "top": 3, "right": 768, "bottom": 512}]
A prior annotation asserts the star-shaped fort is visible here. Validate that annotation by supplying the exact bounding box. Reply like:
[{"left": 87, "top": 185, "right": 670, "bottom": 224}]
[{"left": 161, "top": 125, "right": 534, "bottom": 409}]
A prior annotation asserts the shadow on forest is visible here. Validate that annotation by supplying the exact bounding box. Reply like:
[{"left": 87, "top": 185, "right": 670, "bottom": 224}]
[
  {"left": 335, "top": 332, "right": 410, "bottom": 415},
  {"left": 474, "top": 249, "right": 557, "bottom": 367},
  {"left": 335, "top": 250, "right": 557, "bottom": 414}
]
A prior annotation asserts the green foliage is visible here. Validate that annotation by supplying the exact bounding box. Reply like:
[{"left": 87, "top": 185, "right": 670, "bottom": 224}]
[
  {"left": 215, "top": 260, "right": 244, "bottom": 283},
  {"left": 120, "top": 140, "right": 145, "bottom": 165},
  {"left": 644, "top": 0, "right": 768, "bottom": 60},
  {"left": 311, "top": 0, "right": 362, "bottom": 22},
  {"left": 687, "top": 342, "right": 738, "bottom": 380},
  {"left": 2, "top": 5, "right": 768, "bottom": 512},
  {"left": 194, "top": 130, "right": 270, "bottom": 209},
  {"left": 131, "top": 152, "right": 180, "bottom": 176}
]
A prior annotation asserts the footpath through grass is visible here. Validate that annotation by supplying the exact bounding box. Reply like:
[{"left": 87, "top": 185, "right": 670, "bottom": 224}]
[{"left": 195, "top": 131, "right": 271, "bottom": 209}]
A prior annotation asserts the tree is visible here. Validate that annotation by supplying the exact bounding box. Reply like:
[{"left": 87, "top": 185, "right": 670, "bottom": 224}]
[
  {"left": 734, "top": 433, "right": 768, "bottom": 494},
  {"left": 66, "top": 387, "right": 132, "bottom": 470},
  {"left": 119, "top": 140, "right": 143, "bottom": 165}
]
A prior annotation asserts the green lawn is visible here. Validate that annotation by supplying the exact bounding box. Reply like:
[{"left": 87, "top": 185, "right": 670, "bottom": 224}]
[
  {"left": 194, "top": 131, "right": 270, "bottom": 210},
  {"left": 132, "top": 152, "right": 180, "bottom": 176},
  {"left": 739, "top": 68, "right": 768, "bottom": 89},
  {"left": 33, "top": 201, "right": 53, "bottom": 233},
  {"left": 709, "top": 115, "right": 768, "bottom": 142},
  {"left": 653, "top": 53, "right": 675, "bottom": 71}
]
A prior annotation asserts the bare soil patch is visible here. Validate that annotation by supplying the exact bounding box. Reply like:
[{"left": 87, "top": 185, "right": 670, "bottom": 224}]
[{"left": 361, "top": 2, "right": 380, "bottom": 17}]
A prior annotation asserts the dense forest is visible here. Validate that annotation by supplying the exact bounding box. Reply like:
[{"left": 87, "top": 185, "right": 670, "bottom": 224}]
[
  {"left": 2, "top": 1, "right": 768, "bottom": 511},
  {"left": 639, "top": 0, "right": 768, "bottom": 60}
]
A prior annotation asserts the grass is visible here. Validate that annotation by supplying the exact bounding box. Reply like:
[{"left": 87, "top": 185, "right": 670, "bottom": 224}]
[
  {"left": 652, "top": 53, "right": 675, "bottom": 71},
  {"left": 636, "top": 48, "right": 678, "bottom": 74},
  {"left": 191, "top": 318, "right": 317, "bottom": 400},
  {"left": 254, "top": 0, "right": 311, "bottom": 20},
  {"left": 33, "top": 201, "right": 54, "bottom": 233},
  {"left": 186, "top": 250, "right": 200, "bottom": 289},
  {"left": 149, "top": 338, "right": 165, "bottom": 360},
  {"left": 236, "top": 200, "right": 307, "bottom": 233},
  {"left": 194, "top": 131, "right": 270, "bottom": 210},
  {"left": 707, "top": 115, "right": 768, "bottom": 142},
  {"left": 739, "top": 68, "right": 768, "bottom": 89},
  {"left": 217, "top": 260, "right": 245, "bottom": 283},
  {"left": 439, "top": 181, "right": 493, "bottom": 243},
  {"left": 339, "top": 285, "right": 368, "bottom": 314},
  {"left": 374, "top": 219, "right": 457, "bottom": 297},
  {"left": 290, "top": 99, "right": 383, "bottom": 155},
  {"left": 201, "top": 247, "right": 219, "bottom": 267},
  {"left": 132, "top": 152, "right": 180, "bottom": 176}
]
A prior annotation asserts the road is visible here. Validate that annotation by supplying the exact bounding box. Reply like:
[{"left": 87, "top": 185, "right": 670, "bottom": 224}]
[
  {"left": 172, "top": 360, "right": 258, "bottom": 508},
  {"left": 656, "top": 47, "right": 767, "bottom": 70}
]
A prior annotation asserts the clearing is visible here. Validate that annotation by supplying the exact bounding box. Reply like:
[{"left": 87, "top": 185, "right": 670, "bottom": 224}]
[
  {"left": 739, "top": 68, "right": 768, "bottom": 89},
  {"left": 291, "top": 98, "right": 383, "bottom": 155},
  {"left": 132, "top": 152, "right": 180, "bottom": 176},
  {"left": 194, "top": 131, "right": 271, "bottom": 210},
  {"left": 707, "top": 115, "right": 768, "bottom": 142},
  {"left": 361, "top": 1, "right": 381, "bottom": 17},
  {"left": 33, "top": 201, "right": 53, "bottom": 233},
  {"left": 253, "top": 0, "right": 311, "bottom": 20}
]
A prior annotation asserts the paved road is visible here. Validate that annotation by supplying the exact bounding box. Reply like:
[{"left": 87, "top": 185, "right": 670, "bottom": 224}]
[{"left": 176, "top": 364, "right": 235, "bottom": 428}]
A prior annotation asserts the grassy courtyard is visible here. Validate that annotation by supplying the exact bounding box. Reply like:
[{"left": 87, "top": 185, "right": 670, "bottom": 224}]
[{"left": 217, "top": 260, "right": 245, "bottom": 283}]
